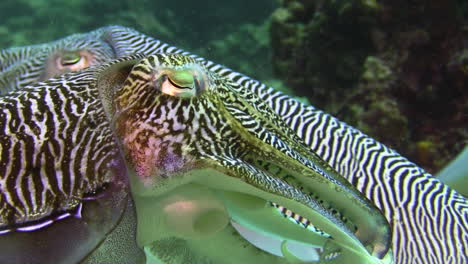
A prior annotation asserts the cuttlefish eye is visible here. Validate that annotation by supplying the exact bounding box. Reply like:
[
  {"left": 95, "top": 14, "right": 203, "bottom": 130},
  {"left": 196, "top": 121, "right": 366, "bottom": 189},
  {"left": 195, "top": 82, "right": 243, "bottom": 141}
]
[
  {"left": 42, "top": 50, "right": 93, "bottom": 80},
  {"left": 56, "top": 51, "right": 89, "bottom": 71},
  {"left": 154, "top": 67, "right": 206, "bottom": 98},
  {"left": 60, "top": 52, "right": 83, "bottom": 66}
]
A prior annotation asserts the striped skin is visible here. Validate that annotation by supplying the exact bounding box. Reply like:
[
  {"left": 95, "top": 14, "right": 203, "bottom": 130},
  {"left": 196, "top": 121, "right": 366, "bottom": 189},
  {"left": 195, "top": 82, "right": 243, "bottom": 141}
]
[
  {"left": 0, "top": 27, "right": 117, "bottom": 94},
  {"left": 0, "top": 26, "right": 467, "bottom": 263},
  {"left": 0, "top": 63, "right": 132, "bottom": 264},
  {"left": 0, "top": 69, "right": 120, "bottom": 228}
]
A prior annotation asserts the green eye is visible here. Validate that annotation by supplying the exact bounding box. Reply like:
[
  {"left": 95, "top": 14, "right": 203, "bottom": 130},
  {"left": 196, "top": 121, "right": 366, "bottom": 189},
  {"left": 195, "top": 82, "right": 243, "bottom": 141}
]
[
  {"left": 168, "top": 70, "right": 195, "bottom": 89},
  {"left": 60, "top": 52, "right": 82, "bottom": 66},
  {"left": 159, "top": 69, "right": 204, "bottom": 98}
]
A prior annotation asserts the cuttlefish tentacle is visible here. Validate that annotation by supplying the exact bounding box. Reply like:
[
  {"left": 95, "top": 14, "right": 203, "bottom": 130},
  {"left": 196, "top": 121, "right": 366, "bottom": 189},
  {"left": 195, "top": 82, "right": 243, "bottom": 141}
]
[{"left": 107, "top": 54, "right": 392, "bottom": 263}]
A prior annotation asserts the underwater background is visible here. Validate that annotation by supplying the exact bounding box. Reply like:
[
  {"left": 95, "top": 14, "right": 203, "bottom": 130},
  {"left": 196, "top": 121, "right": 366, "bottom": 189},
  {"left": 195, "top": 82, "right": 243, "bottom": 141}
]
[{"left": 0, "top": 0, "right": 466, "bottom": 174}]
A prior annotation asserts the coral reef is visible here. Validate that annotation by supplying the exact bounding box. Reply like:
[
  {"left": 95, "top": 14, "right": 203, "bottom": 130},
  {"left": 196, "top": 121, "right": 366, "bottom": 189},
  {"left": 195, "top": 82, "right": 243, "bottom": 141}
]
[{"left": 270, "top": 0, "right": 468, "bottom": 173}]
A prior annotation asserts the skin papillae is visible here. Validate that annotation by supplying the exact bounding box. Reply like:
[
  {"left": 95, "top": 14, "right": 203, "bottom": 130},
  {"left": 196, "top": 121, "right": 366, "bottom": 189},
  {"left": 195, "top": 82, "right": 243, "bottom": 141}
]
[{"left": 0, "top": 26, "right": 466, "bottom": 264}]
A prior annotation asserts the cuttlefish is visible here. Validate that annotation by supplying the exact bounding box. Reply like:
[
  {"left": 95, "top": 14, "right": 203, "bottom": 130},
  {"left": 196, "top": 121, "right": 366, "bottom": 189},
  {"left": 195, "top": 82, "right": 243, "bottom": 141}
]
[
  {"left": 0, "top": 52, "right": 391, "bottom": 263},
  {"left": 0, "top": 26, "right": 466, "bottom": 264}
]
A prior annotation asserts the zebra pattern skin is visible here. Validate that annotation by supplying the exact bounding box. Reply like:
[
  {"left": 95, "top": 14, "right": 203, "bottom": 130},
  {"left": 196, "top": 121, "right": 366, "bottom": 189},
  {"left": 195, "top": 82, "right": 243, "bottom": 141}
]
[
  {"left": 0, "top": 26, "right": 466, "bottom": 263},
  {"left": 0, "top": 28, "right": 117, "bottom": 94},
  {"left": 0, "top": 69, "right": 121, "bottom": 228}
]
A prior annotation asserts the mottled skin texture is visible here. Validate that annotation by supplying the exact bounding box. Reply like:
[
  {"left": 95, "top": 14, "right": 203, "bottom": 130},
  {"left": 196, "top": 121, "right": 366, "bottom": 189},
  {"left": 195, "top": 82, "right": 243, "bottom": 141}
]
[{"left": 0, "top": 26, "right": 466, "bottom": 263}]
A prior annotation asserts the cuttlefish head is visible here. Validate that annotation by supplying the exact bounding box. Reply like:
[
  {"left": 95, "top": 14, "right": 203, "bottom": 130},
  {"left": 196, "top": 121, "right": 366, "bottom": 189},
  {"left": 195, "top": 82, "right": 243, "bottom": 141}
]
[
  {"left": 0, "top": 28, "right": 117, "bottom": 94},
  {"left": 41, "top": 50, "right": 97, "bottom": 80},
  {"left": 38, "top": 33, "right": 119, "bottom": 82},
  {"left": 99, "top": 54, "right": 393, "bottom": 263}
]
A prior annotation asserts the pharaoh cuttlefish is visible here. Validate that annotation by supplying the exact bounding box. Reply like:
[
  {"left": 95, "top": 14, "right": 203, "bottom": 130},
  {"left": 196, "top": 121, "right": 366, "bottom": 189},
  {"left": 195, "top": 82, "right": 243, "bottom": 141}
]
[{"left": 0, "top": 26, "right": 466, "bottom": 264}]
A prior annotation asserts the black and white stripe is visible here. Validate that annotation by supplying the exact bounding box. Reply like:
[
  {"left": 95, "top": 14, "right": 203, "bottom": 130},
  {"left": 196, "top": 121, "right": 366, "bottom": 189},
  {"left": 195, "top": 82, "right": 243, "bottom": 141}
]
[
  {"left": 0, "top": 28, "right": 117, "bottom": 94},
  {"left": 0, "top": 69, "right": 121, "bottom": 231}
]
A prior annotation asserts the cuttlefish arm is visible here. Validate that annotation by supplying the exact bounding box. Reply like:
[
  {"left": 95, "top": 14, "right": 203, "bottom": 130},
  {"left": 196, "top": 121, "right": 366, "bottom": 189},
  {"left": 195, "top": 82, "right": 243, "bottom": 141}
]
[
  {"left": 102, "top": 54, "right": 392, "bottom": 263},
  {"left": 217, "top": 77, "right": 392, "bottom": 252}
]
